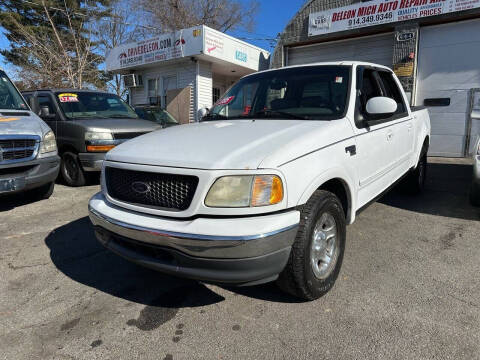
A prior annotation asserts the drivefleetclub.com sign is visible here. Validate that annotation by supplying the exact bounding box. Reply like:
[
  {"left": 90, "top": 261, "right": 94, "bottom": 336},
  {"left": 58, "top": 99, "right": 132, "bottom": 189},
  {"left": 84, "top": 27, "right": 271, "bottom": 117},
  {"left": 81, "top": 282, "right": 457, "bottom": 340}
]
[{"left": 309, "top": 0, "right": 480, "bottom": 36}]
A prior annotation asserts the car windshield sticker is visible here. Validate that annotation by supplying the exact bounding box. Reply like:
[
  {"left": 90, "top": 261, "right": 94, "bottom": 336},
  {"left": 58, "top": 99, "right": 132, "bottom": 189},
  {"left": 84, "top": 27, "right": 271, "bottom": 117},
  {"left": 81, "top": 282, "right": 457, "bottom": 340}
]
[
  {"left": 58, "top": 93, "right": 79, "bottom": 103},
  {"left": 335, "top": 77, "right": 343, "bottom": 84},
  {"left": 0, "top": 117, "right": 20, "bottom": 122},
  {"left": 216, "top": 96, "right": 235, "bottom": 106}
]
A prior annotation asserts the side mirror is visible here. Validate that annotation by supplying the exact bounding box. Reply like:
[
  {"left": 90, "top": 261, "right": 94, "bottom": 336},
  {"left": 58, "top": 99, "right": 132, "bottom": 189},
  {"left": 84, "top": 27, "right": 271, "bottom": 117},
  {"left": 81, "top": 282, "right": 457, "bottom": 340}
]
[
  {"left": 366, "top": 97, "right": 397, "bottom": 116},
  {"left": 198, "top": 107, "right": 209, "bottom": 120},
  {"left": 40, "top": 106, "right": 55, "bottom": 119}
]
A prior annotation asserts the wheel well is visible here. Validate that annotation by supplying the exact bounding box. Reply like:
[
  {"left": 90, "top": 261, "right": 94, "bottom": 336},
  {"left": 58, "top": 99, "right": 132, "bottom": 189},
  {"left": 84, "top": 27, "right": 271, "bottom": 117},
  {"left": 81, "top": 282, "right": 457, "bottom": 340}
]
[
  {"left": 318, "top": 178, "right": 350, "bottom": 219},
  {"left": 58, "top": 144, "right": 77, "bottom": 155}
]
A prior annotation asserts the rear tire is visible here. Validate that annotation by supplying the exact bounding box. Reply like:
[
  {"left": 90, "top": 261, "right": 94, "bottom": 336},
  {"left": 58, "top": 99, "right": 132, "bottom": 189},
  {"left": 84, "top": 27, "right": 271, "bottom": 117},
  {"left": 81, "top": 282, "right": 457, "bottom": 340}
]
[
  {"left": 470, "top": 182, "right": 480, "bottom": 207},
  {"left": 29, "top": 181, "right": 54, "bottom": 200},
  {"left": 405, "top": 151, "right": 427, "bottom": 194},
  {"left": 277, "top": 190, "right": 346, "bottom": 301},
  {"left": 61, "top": 151, "right": 86, "bottom": 187}
]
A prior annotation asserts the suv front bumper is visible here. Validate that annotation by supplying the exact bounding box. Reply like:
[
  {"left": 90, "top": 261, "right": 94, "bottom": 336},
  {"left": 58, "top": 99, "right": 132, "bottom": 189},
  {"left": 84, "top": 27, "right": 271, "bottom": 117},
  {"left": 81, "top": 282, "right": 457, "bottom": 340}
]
[
  {"left": 0, "top": 155, "right": 60, "bottom": 195},
  {"left": 88, "top": 192, "right": 300, "bottom": 285},
  {"left": 79, "top": 152, "right": 105, "bottom": 172}
]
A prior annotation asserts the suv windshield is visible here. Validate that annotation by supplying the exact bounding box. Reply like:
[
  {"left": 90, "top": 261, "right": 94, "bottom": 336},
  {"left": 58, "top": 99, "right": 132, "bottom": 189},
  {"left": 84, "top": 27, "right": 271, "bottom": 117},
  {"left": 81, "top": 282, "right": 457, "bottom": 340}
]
[
  {"left": 207, "top": 66, "right": 351, "bottom": 121},
  {"left": 135, "top": 107, "right": 178, "bottom": 125},
  {"left": 56, "top": 91, "right": 138, "bottom": 120},
  {"left": 0, "top": 70, "right": 28, "bottom": 111}
]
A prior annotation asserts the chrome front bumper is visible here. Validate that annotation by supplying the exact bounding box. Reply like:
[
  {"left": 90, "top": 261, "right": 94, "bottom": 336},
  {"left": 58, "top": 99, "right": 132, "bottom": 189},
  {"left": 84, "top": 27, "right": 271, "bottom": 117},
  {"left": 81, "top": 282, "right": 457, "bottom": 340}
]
[
  {"left": 88, "top": 193, "right": 300, "bottom": 285},
  {"left": 88, "top": 205, "right": 299, "bottom": 259}
]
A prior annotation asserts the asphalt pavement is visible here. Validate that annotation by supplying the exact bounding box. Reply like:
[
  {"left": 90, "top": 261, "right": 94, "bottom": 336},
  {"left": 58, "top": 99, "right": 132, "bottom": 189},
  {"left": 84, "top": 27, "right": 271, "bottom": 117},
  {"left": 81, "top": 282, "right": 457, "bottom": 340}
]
[{"left": 1, "top": 159, "right": 479, "bottom": 360}]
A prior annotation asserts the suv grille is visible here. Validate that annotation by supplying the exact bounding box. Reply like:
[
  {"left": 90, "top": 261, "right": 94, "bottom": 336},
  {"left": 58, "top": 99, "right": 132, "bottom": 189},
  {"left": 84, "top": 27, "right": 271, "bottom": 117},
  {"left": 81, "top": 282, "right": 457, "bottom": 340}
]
[
  {"left": 0, "top": 137, "right": 39, "bottom": 164},
  {"left": 105, "top": 167, "right": 199, "bottom": 211}
]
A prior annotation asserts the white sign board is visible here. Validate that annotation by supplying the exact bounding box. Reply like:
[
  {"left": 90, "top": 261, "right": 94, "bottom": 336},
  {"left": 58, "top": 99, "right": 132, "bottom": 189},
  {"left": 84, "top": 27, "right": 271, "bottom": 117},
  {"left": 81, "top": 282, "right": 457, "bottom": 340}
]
[
  {"left": 106, "top": 26, "right": 270, "bottom": 72},
  {"left": 309, "top": 0, "right": 480, "bottom": 36},
  {"left": 106, "top": 26, "right": 203, "bottom": 71}
]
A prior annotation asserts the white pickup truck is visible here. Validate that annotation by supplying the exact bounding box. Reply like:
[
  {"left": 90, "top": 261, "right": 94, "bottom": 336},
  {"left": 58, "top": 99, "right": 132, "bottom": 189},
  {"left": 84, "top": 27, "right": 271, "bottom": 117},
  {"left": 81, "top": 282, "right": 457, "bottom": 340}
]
[{"left": 89, "top": 62, "right": 430, "bottom": 300}]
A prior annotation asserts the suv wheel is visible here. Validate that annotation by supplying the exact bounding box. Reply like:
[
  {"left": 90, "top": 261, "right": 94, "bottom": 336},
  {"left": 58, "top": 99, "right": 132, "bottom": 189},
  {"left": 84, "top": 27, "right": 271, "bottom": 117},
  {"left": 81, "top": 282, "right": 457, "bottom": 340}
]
[
  {"left": 277, "top": 190, "right": 346, "bottom": 301},
  {"left": 61, "top": 152, "right": 86, "bottom": 187}
]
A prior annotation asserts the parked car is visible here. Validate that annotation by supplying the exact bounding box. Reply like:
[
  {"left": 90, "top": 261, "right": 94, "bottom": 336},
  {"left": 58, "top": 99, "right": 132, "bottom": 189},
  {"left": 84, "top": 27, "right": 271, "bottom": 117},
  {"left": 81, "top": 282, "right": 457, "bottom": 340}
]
[
  {"left": 470, "top": 136, "right": 480, "bottom": 206},
  {"left": 88, "top": 62, "right": 431, "bottom": 300},
  {"left": 0, "top": 69, "right": 60, "bottom": 199},
  {"left": 134, "top": 105, "right": 179, "bottom": 128},
  {"left": 22, "top": 90, "right": 160, "bottom": 187}
]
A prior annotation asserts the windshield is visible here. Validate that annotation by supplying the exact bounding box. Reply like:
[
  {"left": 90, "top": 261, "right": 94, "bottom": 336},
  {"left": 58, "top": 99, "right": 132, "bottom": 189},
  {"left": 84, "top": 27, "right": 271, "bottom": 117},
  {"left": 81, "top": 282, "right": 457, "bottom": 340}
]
[
  {"left": 56, "top": 91, "right": 138, "bottom": 120},
  {"left": 207, "top": 66, "right": 351, "bottom": 121},
  {"left": 0, "top": 70, "right": 28, "bottom": 111},
  {"left": 135, "top": 107, "right": 178, "bottom": 125}
]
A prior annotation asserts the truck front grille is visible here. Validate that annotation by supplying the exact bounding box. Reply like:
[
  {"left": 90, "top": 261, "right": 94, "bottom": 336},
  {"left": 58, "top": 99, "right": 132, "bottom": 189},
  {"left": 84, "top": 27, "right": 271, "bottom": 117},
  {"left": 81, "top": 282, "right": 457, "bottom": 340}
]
[
  {"left": 113, "top": 132, "right": 149, "bottom": 140},
  {"left": 105, "top": 167, "right": 199, "bottom": 211},
  {"left": 0, "top": 136, "right": 40, "bottom": 165}
]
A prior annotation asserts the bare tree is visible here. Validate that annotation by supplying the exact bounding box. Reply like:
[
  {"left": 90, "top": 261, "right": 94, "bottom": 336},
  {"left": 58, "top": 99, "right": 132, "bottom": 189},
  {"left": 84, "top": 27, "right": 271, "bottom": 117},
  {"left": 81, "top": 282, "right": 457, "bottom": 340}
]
[
  {"left": 5, "top": 0, "right": 105, "bottom": 89},
  {"left": 135, "top": 0, "right": 259, "bottom": 33},
  {"left": 95, "top": 0, "right": 142, "bottom": 98}
]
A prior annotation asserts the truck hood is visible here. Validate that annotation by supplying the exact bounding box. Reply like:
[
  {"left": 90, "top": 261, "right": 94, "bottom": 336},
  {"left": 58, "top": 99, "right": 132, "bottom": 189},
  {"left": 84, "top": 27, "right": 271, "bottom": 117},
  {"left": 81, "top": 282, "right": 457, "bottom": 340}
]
[
  {"left": 0, "top": 112, "right": 51, "bottom": 137},
  {"left": 72, "top": 118, "right": 160, "bottom": 133},
  {"left": 106, "top": 119, "right": 354, "bottom": 170}
]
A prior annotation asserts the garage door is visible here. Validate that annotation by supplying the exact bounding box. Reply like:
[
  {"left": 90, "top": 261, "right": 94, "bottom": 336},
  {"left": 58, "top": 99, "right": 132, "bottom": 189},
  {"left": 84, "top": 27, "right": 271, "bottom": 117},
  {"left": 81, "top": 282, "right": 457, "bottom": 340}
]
[
  {"left": 416, "top": 19, "right": 480, "bottom": 157},
  {"left": 287, "top": 33, "right": 394, "bottom": 67}
]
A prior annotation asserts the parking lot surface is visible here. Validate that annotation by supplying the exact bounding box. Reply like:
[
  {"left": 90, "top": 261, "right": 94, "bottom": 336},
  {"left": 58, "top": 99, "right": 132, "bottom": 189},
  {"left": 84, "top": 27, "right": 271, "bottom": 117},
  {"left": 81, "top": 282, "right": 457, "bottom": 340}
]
[{"left": 1, "top": 159, "right": 479, "bottom": 360}]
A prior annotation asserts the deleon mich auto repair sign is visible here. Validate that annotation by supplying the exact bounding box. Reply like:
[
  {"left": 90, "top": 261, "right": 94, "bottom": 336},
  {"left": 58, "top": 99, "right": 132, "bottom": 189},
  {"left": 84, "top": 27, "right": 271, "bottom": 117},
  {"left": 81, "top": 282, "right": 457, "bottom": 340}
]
[{"left": 309, "top": 0, "right": 480, "bottom": 36}]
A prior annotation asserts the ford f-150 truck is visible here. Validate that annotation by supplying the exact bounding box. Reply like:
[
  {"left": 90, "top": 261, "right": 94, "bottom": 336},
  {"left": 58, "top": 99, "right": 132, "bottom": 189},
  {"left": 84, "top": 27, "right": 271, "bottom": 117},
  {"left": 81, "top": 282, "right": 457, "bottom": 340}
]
[
  {"left": 0, "top": 69, "right": 60, "bottom": 199},
  {"left": 22, "top": 89, "right": 160, "bottom": 187},
  {"left": 88, "top": 62, "right": 431, "bottom": 300}
]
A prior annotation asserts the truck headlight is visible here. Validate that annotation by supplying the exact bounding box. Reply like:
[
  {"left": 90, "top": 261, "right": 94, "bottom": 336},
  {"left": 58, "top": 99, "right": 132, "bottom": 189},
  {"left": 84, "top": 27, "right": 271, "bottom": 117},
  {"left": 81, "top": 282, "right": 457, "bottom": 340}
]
[
  {"left": 205, "top": 175, "right": 284, "bottom": 208},
  {"left": 85, "top": 132, "right": 113, "bottom": 141},
  {"left": 39, "top": 131, "right": 57, "bottom": 154},
  {"left": 85, "top": 132, "right": 115, "bottom": 152}
]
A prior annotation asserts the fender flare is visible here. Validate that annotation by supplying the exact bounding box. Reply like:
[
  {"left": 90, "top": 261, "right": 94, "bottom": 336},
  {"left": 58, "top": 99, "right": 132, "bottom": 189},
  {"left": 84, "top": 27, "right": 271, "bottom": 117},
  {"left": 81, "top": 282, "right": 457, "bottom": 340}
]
[{"left": 297, "top": 167, "right": 357, "bottom": 224}]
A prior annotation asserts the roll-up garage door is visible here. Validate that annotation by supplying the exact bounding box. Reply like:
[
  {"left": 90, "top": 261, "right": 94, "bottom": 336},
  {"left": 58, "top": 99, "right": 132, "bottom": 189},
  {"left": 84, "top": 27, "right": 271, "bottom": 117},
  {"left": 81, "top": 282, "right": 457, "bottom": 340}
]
[
  {"left": 416, "top": 18, "right": 480, "bottom": 157},
  {"left": 287, "top": 33, "right": 394, "bottom": 67}
]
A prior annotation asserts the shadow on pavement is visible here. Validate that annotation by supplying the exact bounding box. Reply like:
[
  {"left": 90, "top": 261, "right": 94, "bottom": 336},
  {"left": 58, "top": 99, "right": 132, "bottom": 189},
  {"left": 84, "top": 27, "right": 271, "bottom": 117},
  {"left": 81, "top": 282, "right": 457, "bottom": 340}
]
[
  {"left": 45, "top": 217, "right": 225, "bottom": 308},
  {"left": 380, "top": 161, "right": 479, "bottom": 221},
  {"left": 0, "top": 192, "right": 46, "bottom": 212},
  {"left": 45, "top": 217, "right": 304, "bottom": 304}
]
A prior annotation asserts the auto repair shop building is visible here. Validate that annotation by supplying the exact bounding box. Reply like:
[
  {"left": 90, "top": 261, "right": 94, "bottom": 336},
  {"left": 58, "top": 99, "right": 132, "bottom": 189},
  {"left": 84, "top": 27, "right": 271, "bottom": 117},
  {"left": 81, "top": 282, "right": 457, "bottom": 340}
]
[
  {"left": 106, "top": 25, "right": 270, "bottom": 124},
  {"left": 272, "top": 0, "right": 480, "bottom": 157}
]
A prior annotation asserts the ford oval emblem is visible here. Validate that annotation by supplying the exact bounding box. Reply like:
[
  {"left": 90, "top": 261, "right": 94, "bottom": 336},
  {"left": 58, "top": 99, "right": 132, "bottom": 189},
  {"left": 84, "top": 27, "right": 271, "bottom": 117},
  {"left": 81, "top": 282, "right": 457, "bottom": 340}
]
[{"left": 131, "top": 181, "right": 150, "bottom": 194}]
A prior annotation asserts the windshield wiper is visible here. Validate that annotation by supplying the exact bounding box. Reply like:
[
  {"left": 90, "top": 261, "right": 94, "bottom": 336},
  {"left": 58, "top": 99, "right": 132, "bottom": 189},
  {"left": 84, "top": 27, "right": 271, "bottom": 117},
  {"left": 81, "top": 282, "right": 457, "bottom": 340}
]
[
  {"left": 253, "top": 110, "right": 309, "bottom": 120},
  {"left": 201, "top": 113, "right": 228, "bottom": 121}
]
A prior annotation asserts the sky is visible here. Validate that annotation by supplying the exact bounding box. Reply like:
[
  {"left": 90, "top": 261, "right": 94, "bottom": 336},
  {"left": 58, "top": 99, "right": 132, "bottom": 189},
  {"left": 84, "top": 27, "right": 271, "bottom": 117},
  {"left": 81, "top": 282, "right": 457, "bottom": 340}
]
[{"left": 0, "top": 0, "right": 306, "bottom": 73}]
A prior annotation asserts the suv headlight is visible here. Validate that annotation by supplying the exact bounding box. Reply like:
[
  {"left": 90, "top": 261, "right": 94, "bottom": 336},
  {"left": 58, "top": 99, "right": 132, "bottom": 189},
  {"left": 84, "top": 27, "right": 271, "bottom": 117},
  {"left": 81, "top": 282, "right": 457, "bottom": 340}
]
[
  {"left": 85, "top": 132, "right": 113, "bottom": 141},
  {"left": 205, "top": 175, "right": 284, "bottom": 208},
  {"left": 39, "top": 131, "right": 57, "bottom": 154}
]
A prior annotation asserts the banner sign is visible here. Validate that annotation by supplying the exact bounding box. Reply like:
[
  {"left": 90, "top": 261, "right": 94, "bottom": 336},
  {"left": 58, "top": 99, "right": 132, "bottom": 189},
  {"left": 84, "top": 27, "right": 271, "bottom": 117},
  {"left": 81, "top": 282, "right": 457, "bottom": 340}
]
[
  {"left": 106, "top": 27, "right": 203, "bottom": 71},
  {"left": 309, "top": 0, "right": 480, "bottom": 36},
  {"left": 106, "top": 26, "right": 270, "bottom": 72}
]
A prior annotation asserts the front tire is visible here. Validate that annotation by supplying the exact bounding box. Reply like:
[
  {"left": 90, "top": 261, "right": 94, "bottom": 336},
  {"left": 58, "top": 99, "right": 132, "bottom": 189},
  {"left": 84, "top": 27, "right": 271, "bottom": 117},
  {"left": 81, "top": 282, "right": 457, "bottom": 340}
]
[
  {"left": 277, "top": 190, "right": 346, "bottom": 301},
  {"left": 61, "top": 152, "right": 86, "bottom": 187}
]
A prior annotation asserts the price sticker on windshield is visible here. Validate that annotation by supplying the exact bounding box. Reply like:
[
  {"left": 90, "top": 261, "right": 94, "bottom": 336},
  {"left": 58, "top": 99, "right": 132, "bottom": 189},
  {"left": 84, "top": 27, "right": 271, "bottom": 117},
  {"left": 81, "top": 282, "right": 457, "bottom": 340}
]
[
  {"left": 58, "top": 93, "right": 79, "bottom": 103},
  {"left": 215, "top": 96, "right": 235, "bottom": 106}
]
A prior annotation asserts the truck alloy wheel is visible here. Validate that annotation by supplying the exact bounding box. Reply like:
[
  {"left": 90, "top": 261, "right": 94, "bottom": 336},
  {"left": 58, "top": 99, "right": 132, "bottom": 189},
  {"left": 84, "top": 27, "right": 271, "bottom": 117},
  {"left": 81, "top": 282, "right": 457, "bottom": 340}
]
[{"left": 277, "top": 190, "right": 346, "bottom": 301}]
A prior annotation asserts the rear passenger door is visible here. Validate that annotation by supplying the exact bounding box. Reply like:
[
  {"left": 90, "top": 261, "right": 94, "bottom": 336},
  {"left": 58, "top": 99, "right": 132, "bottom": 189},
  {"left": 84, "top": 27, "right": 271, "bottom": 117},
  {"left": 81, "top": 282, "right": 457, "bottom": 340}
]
[{"left": 376, "top": 70, "right": 413, "bottom": 180}]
